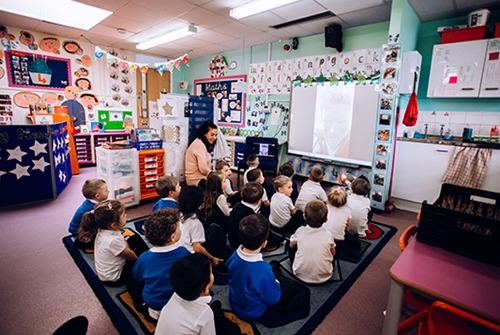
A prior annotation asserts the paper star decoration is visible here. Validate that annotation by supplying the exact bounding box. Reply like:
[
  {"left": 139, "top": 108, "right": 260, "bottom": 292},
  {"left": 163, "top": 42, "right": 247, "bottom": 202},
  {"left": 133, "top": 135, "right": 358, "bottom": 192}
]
[
  {"left": 32, "top": 157, "right": 50, "bottom": 172},
  {"left": 316, "top": 73, "right": 326, "bottom": 85},
  {"left": 10, "top": 164, "right": 30, "bottom": 179},
  {"left": 54, "top": 154, "right": 61, "bottom": 166},
  {"left": 58, "top": 170, "right": 67, "bottom": 183},
  {"left": 7, "top": 146, "right": 27, "bottom": 162},
  {"left": 304, "top": 75, "right": 313, "bottom": 86},
  {"left": 0, "top": 170, "right": 6, "bottom": 180},
  {"left": 329, "top": 74, "right": 339, "bottom": 86},
  {"left": 356, "top": 73, "right": 367, "bottom": 85},
  {"left": 29, "top": 140, "right": 47, "bottom": 156},
  {"left": 162, "top": 103, "right": 173, "bottom": 116}
]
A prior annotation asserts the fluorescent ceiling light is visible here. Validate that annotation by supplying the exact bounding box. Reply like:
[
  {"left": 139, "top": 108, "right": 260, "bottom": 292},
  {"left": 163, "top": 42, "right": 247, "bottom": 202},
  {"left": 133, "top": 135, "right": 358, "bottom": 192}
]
[
  {"left": 230, "top": 0, "right": 301, "bottom": 20},
  {"left": 0, "top": 0, "right": 112, "bottom": 30},
  {"left": 136, "top": 24, "right": 197, "bottom": 50}
]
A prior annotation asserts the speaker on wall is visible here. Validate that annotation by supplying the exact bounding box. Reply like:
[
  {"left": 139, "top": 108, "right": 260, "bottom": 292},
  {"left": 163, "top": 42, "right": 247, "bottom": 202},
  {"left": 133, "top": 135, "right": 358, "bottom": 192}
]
[
  {"left": 325, "top": 24, "right": 342, "bottom": 52},
  {"left": 292, "top": 37, "right": 299, "bottom": 50}
]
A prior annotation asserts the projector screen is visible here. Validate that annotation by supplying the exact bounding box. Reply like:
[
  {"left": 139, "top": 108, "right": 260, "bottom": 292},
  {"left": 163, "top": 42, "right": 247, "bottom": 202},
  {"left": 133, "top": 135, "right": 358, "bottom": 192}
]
[{"left": 288, "top": 84, "right": 378, "bottom": 167}]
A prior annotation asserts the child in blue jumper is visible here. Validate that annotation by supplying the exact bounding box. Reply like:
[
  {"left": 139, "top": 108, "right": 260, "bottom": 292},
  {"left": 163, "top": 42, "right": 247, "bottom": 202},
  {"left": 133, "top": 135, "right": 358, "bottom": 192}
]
[
  {"left": 152, "top": 175, "right": 181, "bottom": 212},
  {"left": 227, "top": 214, "right": 309, "bottom": 321}
]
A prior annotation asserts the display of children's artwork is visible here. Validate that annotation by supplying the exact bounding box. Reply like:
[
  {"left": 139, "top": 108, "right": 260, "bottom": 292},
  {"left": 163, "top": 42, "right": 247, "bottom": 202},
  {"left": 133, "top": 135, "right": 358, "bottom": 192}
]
[
  {"left": 194, "top": 75, "right": 246, "bottom": 127},
  {"left": 97, "top": 110, "right": 133, "bottom": 131},
  {"left": 5, "top": 51, "right": 71, "bottom": 90}
]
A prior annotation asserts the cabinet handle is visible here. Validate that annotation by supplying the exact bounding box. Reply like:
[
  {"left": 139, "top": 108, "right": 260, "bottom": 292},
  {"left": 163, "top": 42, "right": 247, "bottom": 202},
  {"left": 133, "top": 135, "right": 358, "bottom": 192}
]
[
  {"left": 436, "top": 149, "right": 448, "bottom": 153},
  {"left": 485, "top": 87, "right": 499, "bottom": 91},
  {"left": 461, "top": 88, "right": 474, "bottom": 91}
]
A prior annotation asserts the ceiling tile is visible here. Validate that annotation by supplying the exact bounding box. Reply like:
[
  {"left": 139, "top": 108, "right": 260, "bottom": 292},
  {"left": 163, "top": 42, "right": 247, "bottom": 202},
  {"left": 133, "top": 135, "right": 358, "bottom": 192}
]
[
  {"left": 315, "top": 0, "right": 384, "bottom": 15},
  {"left": 173, "top": 35, "right": 216, "bottom": 49},
  {"left": 270, "top": 0, "right": 328, "bottom": 20},
  {"left": 201, "top": 0, "right": 249, "bottom": 12},
  {"left": 193, "top": 29, "right": 235, "bottom": 44},
  {"left": 177, "top": 6, "right": 234, "bottom": 29},
  {"left": 90, "top": 25, "right": 134, "bottom": 41},
  {"left": 238, "top": 12, "right": 285, "bottom": 31},
  {"left": 0, "top": 12, "right": 41, "bottom": 30},
  {"left": 113, "top": 3, "right": 174, "bottom": 25},
  {"left": 336, "top": 4, "right": 390, "bottom": 27},
  {"left": 130, "top": 0, "right": 197, "bottom": 16},
  {"left": 100, "top": 15, "right": 151, "bottom": 33},
  {"left": 128, "top": 19, "right": 189, "bottom": 44},
  {"left": 297, "top": 16, "right": 344, "bottom": 34},
  {"left": 82, "top": 31, "right": 125, "bottom": 45},
  {"left": 186, "top": 0, "right": 213, "bottom": 6},
  {"left": 211, "top": 21, "right": 261, "bottom": 38},
  {"left": 76, "top": 0, "right": 129, "bottom": 12}
]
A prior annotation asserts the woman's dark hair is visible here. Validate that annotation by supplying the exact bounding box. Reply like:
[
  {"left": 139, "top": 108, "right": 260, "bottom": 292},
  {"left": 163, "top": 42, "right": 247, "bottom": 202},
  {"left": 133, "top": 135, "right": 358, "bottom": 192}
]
[
  {"left": 170, "top": 253, "right": 211, "bottom": 301},
  {"left": 195, "top": 120, "right": 217, "bottom": 152},
  {"left": 178, "top": 186, "right": 203, "bottom": 222}
]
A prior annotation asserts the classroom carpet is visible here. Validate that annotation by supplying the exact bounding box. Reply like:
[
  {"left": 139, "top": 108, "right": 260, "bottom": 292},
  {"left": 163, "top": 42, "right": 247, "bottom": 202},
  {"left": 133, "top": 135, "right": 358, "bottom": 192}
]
[{"left": 63, "top": 219, "right": 396, "bottom": 335}]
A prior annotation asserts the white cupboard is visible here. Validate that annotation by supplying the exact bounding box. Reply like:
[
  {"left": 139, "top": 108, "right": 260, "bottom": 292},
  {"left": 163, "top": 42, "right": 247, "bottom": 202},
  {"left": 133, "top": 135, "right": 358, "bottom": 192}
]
[{"left": 479, "top": 38, "right": 500, "bottom": 98}]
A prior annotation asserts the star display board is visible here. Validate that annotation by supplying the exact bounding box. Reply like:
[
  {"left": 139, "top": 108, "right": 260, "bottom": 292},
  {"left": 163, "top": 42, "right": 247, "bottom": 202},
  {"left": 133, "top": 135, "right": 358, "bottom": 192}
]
[{"left": 0, "top": 122, "right": 72, "bottom": 207}]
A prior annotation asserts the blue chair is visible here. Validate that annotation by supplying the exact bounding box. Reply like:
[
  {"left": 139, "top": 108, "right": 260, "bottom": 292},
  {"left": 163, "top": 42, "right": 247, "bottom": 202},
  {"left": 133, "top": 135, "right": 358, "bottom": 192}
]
[{"left": 237, "top": 137, "right": 279, "bottom": 187}]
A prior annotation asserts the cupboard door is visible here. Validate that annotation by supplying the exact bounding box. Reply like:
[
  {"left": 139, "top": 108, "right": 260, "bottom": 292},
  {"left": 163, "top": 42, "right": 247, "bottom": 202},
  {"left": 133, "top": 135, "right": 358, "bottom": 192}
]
[
  {"left": 479, "top": 38, "right": 500, "bottom": 98},
  {"left": 427, "top": 40, "right": 488, "bottom": 98},
  {"left": 481, "top": 149, "right": 500, "bottom": 193},
  {"left": 392, "top": 141, "right": 452, "bottom": 203}
]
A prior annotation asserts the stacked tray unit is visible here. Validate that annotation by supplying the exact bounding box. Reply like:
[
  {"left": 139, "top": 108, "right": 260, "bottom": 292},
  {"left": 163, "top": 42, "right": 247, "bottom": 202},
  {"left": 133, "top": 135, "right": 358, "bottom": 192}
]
[{"left": 138, "top": 149, "right": 165, "bottom": 201}]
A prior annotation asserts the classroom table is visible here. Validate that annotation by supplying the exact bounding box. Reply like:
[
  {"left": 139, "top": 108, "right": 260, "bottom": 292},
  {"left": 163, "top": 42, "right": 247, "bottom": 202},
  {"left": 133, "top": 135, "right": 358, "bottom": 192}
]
[{"left": 382, "top": 238, "right": 500, "bottom": 335}]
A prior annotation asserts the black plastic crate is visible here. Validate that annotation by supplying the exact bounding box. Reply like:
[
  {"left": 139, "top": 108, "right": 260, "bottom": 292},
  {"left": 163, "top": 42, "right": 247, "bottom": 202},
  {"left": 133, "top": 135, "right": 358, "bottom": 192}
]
[{"left": 417, "top": 183, "right": 500, "bottom": 266}]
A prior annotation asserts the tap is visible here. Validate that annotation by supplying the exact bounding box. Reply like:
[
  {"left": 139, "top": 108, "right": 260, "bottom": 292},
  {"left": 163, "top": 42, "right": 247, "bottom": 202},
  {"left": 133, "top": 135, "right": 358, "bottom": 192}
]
[
  {"left": 424, "top": 124, "right": 428, "bottom": 139},
  {"left": 440, "top": 124, "right": 445, "bottom": 138}
]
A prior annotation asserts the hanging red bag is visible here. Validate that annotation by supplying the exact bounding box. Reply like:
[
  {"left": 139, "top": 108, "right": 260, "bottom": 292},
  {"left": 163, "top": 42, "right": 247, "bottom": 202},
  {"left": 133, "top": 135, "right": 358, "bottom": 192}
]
[{"left": 402, "top": 73, "right": 419, "bottom": 127}]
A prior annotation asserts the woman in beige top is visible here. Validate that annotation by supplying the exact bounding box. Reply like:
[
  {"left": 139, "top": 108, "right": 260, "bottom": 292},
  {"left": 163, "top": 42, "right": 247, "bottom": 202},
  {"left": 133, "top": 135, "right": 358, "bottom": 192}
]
[{"left": 185, "top": 120, "right": 218, "bottom": 186}]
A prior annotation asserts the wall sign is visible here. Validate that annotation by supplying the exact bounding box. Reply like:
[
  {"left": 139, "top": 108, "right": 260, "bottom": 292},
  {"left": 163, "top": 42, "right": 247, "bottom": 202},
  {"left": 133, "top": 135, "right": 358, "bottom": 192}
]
[
  {"left": 5, "top": 50, "right": 71, "bottom": 90},
  {"left": 194, "top": 75, "right": 246, "bottom": 127}
]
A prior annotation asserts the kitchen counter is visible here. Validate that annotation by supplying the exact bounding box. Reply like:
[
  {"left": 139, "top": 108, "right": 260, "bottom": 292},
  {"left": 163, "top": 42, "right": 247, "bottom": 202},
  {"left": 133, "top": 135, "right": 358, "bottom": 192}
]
[{"left": 397, "top": 136, "right": 500, "bottom": 149}]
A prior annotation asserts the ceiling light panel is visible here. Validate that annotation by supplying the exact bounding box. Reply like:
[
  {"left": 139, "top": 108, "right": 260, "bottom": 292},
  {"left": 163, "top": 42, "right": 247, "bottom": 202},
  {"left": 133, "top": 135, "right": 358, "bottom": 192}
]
[
  {"left": 230, "top": 0, "right": 301, "bottom": 20},
  {"left": 136, "top": 24, "right": 197, "bottom": 50}
]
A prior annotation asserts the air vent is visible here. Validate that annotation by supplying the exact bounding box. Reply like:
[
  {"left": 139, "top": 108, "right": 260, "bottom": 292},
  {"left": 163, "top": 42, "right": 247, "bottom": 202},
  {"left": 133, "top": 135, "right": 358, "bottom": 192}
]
[{"left": 270, "top": 11, "right": 336, "bottom": 29}]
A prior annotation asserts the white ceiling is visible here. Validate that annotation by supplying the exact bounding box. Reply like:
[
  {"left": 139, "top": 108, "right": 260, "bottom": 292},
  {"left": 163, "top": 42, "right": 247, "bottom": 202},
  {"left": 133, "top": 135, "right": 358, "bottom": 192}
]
[{"left": 0, "top": 0, "right": 499, "bottom": 60}]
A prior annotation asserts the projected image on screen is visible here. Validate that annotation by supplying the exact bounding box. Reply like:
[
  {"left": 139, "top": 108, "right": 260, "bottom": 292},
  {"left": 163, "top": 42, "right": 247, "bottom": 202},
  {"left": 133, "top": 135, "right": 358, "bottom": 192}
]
[
  {"left": 288, "top": 83, "right": 378, "bottom": 167},
  {"left": 313, "top": 85, "right": 354, "bottom": 158}
]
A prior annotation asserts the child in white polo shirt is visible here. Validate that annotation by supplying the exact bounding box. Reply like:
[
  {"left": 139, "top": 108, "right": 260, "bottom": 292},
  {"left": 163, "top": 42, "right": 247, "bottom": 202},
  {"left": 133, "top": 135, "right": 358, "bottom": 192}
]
[
  {"left": 295, "top": 165, "right": 328, "bottom": 212},
  {"left": 269, "top": 175, "right": 304, "bottom": 234},
  {"left": 289, "top": 200, "right": 336, "bottom": 284}
]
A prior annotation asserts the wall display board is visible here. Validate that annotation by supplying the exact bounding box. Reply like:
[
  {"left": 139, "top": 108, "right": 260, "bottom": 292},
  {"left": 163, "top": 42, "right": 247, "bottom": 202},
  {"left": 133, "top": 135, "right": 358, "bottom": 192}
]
[
  {"left": 5, "top": 51, "right": 71, "bottom": 90},
  {"left": 370, "top": 42, "right": 402, "bottom": 210},
  {"left": 97, "top": 110, "right": 133, "bottom": 131},
  {"left": 194, "top": 75, "right": 246, "bottom": 127}
]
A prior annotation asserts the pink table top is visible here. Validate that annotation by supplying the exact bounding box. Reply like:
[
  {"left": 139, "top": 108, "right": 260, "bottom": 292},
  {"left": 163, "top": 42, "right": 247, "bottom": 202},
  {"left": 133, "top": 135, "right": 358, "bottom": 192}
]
[{"left": 390, "top": 239, "right": 500, "bottom": 324}]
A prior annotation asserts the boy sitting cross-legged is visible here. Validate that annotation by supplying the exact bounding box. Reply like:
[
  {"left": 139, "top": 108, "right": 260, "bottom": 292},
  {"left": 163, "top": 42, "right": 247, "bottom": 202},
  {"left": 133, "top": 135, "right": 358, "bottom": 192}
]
[{"left": 226, "top": 214, "right": 310, "bottom": 322}]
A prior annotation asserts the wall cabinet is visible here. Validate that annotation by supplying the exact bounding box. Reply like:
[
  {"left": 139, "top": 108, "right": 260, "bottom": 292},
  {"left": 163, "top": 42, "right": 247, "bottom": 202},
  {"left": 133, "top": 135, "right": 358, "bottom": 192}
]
[
  {"left": 73, "top": 132, "right": 130, "bottom": 166},
  {"left": 427, "top": 39, "right": 488, "bottom": 98},
  {"left": 392, "top": 141, "right": 453, "bottom": 204},
  {"left": 479, "top": 38, "right": 500, "bottom": 98}
]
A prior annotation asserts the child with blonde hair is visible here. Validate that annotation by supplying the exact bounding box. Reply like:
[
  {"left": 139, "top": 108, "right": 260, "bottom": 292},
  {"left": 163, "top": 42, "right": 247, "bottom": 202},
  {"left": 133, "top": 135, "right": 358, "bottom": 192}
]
[
  {"left": 68, "top": 178, "right": 109, "bottom": 249},
  {"left": 295, "top": 165, "right": 327, "bottom": 212},
  {"left": 199, "top": 171, "right": 231, "bottom": 232},
  {"left": 324, "top": 187, "right": 351, "bottom": 241},
  {"left": 347, "top": 178, "right": 372, "bottom": 237},
  {"left": 269, "top": 175, "right": 303, "bottom": 233},
  {"left": 79, "top": 200, "right": 149, "bottom": 286},
  {"left": 278, "top": 162, "right": 298, "bottom": 203},
  {"left": 152, "top": 175, "right": 181, "bottom": 212}
]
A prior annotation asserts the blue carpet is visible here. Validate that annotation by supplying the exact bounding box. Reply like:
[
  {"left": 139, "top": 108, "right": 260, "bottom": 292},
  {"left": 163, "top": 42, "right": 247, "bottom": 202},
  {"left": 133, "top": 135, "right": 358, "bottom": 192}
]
[{"left": 63, "top": 219, "right": 396, "bottom": 335}]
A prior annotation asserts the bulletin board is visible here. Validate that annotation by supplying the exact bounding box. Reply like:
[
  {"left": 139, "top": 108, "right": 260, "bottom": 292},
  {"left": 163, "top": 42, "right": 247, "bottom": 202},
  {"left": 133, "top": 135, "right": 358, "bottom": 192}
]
[
  {"left": 97, "top": 110, "right": 133, "bottom": 131},
  {"left": 194, "top": 75, "right": 246, "bottom": 127},
  {"left": 5, "top": 50, "right": 71, "bottom": 90}
]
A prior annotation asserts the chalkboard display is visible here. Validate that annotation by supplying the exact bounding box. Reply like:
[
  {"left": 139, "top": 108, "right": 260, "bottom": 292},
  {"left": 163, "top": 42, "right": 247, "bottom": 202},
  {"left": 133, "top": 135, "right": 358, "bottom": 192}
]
[
  {"left": 194, "top": 75, "right": 246, "bottom": 127},
  {"left": 5, "top": 50, "right": 71, "bottom": 91}
]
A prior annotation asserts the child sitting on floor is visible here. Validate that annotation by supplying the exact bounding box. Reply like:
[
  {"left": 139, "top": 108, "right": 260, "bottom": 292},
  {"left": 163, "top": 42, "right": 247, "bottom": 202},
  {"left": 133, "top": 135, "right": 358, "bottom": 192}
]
[
  {"left": 269, "top": 175, "right": 304, "bottom": 234},
  {"left": 278, "top": 162, "right": 299, "bottom": 204},
  {"left": 128, "top": 208, "right": 190, "bottom": 320},
  {"left": 246, "top": 168, "right": 271, "bottom": 217},
  {"left": 79, "top": 200, "right": 149, "bottom": 286},
  {"left": 347, "top": 178, "right": 372, "bottom": 237},
  {"left": 324, "top": 187, "right": 352, "bottom": 241},
  {"left": 227, "top": 214, "right": 310, "bottom": 321},
  {"left": 215, "top": 159, "right": 241, "bottom": 206},
  {"left": 199, "top": 171, "right": 231, "bottom": 232},
  {"left": 178, "top": 186, "right": 226, "bottom": 267},
  {"left": 156, "top": 253, "right": 241, "bottom": 335},
  {"left": 289, "top": 200, "right": 336, "bottom": 284},
  {"left": 243, "top": 154, "right": 259, "bottom": 184},
  {"left": 152, "top": 176, "right": 181, "bottom": 212},
  {"left": 294, "top": 165, "right": 328, "bottom": 212},
  {"left": 68, "top": 178, "right": 109, "bottom": 249}
]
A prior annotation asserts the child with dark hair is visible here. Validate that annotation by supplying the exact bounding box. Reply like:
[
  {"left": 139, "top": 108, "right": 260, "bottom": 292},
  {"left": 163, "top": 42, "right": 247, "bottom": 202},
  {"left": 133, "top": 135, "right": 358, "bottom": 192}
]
[
  {"left": 152, "top": 176, "right": 181, "bottom": 212},
  {"left": 227, "top": 182, "right": 263, "bottom": 250},
  {"left": 243, "top": 154, "right": 259, "bottom": 184},
  {"left": 295, "top": 165, "right": 327, "bottom": 212},
  {"left": 227, "top": 214, "right": 310, "bottom": 321},
  {"left": 289, "top": 200, "right": 336, "bottom": 283},
  {"left": 215, "top": 159, "right": 240, "bottom": 206},
  {"left": 178, "top": 186, "right": 226, "bottom": 266},
  {"left": 127, "top": 209, "right": 190, "bottom": 320},
  {"left": 279, "top": 162, "right": 299, "bottom": 203},
  {"left": 347, "top": 178, "right": 372, "bottom": 237},
  {"left": 199, "top": 171, "right": 231, "bottom": 232},
  {"left": 79, "top": 200, "right": 148, "bottom": 286}
]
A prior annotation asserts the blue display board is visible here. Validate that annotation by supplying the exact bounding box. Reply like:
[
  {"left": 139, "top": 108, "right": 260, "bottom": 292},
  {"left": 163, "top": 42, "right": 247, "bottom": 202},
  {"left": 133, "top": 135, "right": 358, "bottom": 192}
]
[{"left": 194, "top": 75, "right": 246, "bottom": 127}]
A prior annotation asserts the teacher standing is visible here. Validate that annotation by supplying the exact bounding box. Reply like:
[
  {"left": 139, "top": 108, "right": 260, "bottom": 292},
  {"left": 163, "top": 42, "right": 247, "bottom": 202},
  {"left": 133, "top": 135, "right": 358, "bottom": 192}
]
[{"left": 185, "top": 120, "right": 218, "bottom": 186}]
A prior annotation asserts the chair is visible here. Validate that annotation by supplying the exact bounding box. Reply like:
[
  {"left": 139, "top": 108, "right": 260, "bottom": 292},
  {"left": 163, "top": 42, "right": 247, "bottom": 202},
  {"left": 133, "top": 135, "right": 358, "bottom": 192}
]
[
  {"left": 418, "top": 301, "right": 500, "bottom": 335},
  {"left": 237, "top": 137, "right": 279, "bottom": 187},
  {"left": 398, "top": 225, "right": 433, "bottom": 335}
]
